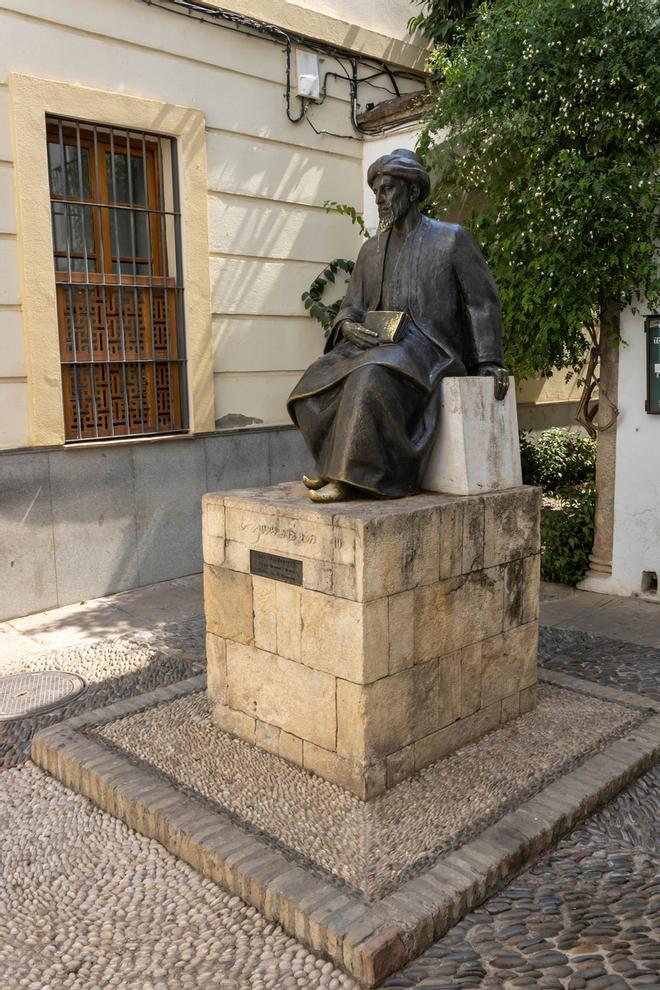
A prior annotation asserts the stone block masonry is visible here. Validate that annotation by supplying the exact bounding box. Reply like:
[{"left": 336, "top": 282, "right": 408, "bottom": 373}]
[
  {"left": 422, "top": 376, "right": 522, "bottom": 495},
  {"left": 203, "top": 482, "right": 541, "bottom": 799}
]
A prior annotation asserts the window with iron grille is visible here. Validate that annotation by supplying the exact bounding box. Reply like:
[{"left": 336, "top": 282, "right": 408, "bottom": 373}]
[{"left": 46, "top": 115, "right": 187, "bottom": 442}]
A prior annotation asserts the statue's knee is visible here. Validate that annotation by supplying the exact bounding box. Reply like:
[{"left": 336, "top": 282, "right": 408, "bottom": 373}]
[{"left": 350, "top": 364, "right": 390, "bottom": 387}]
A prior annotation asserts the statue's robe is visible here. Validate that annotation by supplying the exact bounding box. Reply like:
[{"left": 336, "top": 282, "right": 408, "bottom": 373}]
[{"left": 287, "top": 216, "right": 504, "bottom": 497}]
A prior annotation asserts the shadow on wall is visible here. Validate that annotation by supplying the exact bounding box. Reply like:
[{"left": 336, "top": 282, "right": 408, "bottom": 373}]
[
  {"left": 207, "top": 140, "right": 362, "bottom": 318},
  {"left": 206, "top": 141, "right": 363, "bottom": 426},
  {"left": 0, "top": 428, "right": 312, "bottom": 622},
  {"left": 210, "top": 195, "right": 362, "bottom": 269}
]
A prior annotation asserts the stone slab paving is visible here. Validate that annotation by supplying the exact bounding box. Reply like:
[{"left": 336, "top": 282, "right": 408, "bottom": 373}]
[
  {"left": 2, "top": 575, "right": 204, "bottom": 652},
  {"left": 540, "top": 588, "right": 660, "bottom": 651}
]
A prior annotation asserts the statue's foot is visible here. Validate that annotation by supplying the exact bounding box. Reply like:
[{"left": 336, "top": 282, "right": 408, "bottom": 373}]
[
  {"left": 308, "top": 480, "right": 351, "bottom": 503},
  {"left": 302, "top": 474, "right": 326, "bottom": 491}
]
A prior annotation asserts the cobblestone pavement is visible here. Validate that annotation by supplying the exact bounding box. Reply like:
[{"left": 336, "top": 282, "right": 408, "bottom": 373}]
[
  {"left": 91, "top": 684, "right": 644, "bottom": 901},
  {"left": 383, "top": 767, "right": 659, "bottom": 990},
  {"left": 540, "top": 626, "right": 660, "bottom": 703},
  {"left": 0, "top": 616, "right": 205, "bottom": 769},
  {"left": 0, "top": 764, "right": 356, "bottom": 990},
  {"left": 2, "top": 616, "right": 357, "bottom": 990},
  {"left": 1, "top": 609, "right": 658, "bottom": 989}
]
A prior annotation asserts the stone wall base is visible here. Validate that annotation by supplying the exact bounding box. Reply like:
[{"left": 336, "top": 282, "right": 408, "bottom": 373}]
[{"left": 0, "top": 425, "right": 310, "bottom": 621}]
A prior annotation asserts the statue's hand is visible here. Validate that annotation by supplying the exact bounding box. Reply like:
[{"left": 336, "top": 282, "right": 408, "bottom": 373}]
[
  {"left": 477, "top": 365, "right": 510, "bottom": 401},
  {"left": 342, "top": 320, "right": 381, "bottom": 350}
]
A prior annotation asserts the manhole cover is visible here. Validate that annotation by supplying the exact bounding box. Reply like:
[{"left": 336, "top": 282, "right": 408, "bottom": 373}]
[{"left": 0, "top": 671, "right": 86, "bottom": 720}]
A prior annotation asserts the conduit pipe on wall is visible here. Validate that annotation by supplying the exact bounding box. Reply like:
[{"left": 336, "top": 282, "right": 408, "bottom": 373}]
[{"left": 139, "top": 0, "right": 427, "bottom": 137}]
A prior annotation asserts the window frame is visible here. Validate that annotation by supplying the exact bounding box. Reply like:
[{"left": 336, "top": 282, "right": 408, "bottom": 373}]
[
  {"left": 9, "top": 73, "right": 213, "bottom": 447},
  {"left": 46, "top": 121, "right": 168, "bottom": 286},
  {"left": 46, "top": 115, "right": 187, "bottom": 443}
]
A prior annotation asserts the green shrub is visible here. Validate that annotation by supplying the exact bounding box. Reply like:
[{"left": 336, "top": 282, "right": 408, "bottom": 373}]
[
  {"left": 540, "top": 484, "right": 595, "bottom": 586},
  {"left": 520, "top": 428, "right": 596, "bottom": 494}
]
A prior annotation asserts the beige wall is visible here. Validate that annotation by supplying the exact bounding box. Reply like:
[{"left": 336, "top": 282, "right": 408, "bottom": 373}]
[
  {"left": 0, "top": 71, "right": 26, "bottom": 447},
  {"left": 515, "top": 374, "right": 583, "bottom": 432},
  {"left": 10, "top": 73, "right": 213, "bottom": 446},
  {"left": 0, "top": 0, "right": 427, "bottom": 448},
  {"left": 199, "top": 0, "right": 426, "bottom": 69},
  {"left": 515, "top": 377, "right": 582, "bottom": 406}
]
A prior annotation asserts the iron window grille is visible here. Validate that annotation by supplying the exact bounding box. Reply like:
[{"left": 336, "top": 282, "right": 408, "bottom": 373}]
[{"left": 46, "top": 115, "right": 188, "bottom": 442}]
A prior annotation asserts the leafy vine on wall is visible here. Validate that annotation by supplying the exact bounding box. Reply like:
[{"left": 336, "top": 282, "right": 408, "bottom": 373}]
[{"left": 301, "top": 201, "right": 369, "bottom": 336}]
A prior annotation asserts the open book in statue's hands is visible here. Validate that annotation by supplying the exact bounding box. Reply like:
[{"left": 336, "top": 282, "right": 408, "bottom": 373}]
[{"left": 362, "top": 311, "right": 410, "bottom": 345}]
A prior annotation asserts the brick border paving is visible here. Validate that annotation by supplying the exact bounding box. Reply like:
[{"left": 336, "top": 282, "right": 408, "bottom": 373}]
[{"left": 31, "top": 673, "right": 660, "bottom": 988}]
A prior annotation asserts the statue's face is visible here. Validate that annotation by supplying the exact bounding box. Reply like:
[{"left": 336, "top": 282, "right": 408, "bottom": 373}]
[{"left": 372, "top": 174, "right": 416, "bottom": 230}]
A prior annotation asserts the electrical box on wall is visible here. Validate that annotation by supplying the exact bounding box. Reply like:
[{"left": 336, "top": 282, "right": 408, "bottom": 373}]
[
  {"left": 296, "top": 49, "right": 321, "bottom": 101},
  {"left": 645, "top": 315, "right": 660, "bottom": 414}
]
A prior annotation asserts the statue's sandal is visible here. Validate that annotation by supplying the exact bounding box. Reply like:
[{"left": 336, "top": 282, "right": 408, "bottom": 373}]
[{"left": 302, "top": 475, "right": 326, "bottom": 491}]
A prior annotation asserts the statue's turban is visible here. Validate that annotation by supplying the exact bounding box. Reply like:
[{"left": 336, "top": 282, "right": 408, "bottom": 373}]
[{"left": 367, "top": 148, "right": 431, "bottom": 201}]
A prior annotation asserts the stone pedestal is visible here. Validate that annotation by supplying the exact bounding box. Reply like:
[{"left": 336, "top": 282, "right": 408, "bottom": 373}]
[
  {"left": 203, "top": 482, "right": 540, "bottom": 800},
  {"left": 422, "top": 377, "right": 522, "bottom": 495}
]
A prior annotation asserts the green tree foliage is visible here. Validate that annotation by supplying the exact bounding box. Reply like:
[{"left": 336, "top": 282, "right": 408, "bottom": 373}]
[
  {"left": 323, "top": 201, "right": 370, "bottom": 240},
  {"left": 301, "top": 258, "right": 355, "bottom": 335},
  {"left": 420, "top": 0, "right": 660, "bottom": 381},
  {"left": 408, "top": 0, "right": 488, "bottom": 47},
  {"left": 540, "top": 484, "right": 596, "bottom": 585},
  {"left": 519, "top": 428, "right": 596, "bottom": 494}
]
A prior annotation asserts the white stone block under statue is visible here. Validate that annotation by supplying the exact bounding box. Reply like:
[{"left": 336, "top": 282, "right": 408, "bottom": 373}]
[{"left": 422, "top": 376, "right": 522, "bottom": 496}]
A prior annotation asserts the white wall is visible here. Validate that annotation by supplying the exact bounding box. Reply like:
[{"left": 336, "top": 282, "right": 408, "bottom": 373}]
[
  {"left": 362, "top": 125, "right": 421, "bottom": 234},
  {"left": 288, "top": 0, "right": 419, "bottom": 42},
  {"left": 609, "top": 305, "right": 660, "bottom": 599},
  {"left": 3, "top": 0, "right": 420, "bottom": 444}
]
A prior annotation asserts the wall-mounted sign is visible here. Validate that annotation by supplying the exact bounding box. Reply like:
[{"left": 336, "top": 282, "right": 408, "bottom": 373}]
[
  {"left": 646, "top": 315, "right": 660, "bottom": 415},
  {"left": 250, "top": 549, "right": 303, "bottom": 586}
]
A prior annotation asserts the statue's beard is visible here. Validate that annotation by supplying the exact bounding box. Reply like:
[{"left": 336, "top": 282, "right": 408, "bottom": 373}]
[
  {"left": 377, "top": 200, "right": 408, "bottom": 231},
  {"left": 377, "top": 208, "right": 397, "bottom": 231}
]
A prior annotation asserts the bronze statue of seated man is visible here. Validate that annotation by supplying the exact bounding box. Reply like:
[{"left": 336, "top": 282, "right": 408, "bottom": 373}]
[{"left": 287, "top": 148, "right": 508, "bottom": 503}]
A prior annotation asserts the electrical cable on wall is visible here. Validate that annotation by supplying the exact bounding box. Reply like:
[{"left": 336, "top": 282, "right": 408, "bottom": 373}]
[{"left": 140, "top": 0, "right": 427, "bottom": 137}]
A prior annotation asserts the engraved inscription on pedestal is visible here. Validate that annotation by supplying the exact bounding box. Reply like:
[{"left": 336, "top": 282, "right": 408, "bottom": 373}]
[{"left": 250, "top": 550, "right": 303, "bottom": 587}]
